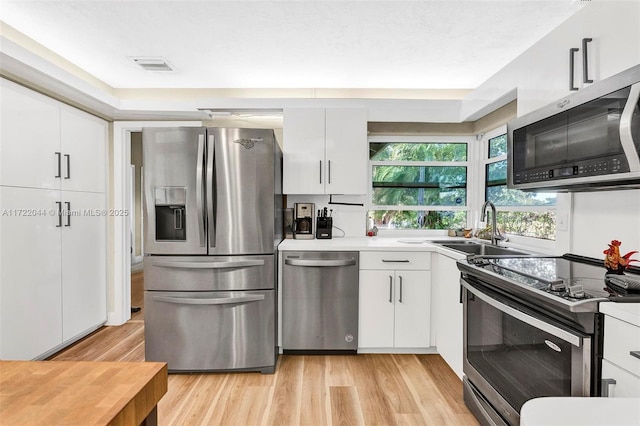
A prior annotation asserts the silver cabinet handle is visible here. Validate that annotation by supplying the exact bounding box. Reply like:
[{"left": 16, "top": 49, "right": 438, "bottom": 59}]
[
  {"left": 64, "top": 154, "right": 70, "bottom": 179},
  {"left": 389, "top": 276, "right": 393, "bottom": 303},
  {"left": 64, "top": 201, "right": 71, "bottom": 227},
  {"left": 55, "top": 152, "right": 62, "bottom": 178},
  {"left": 55, "top": 201, "right": 62, "bottom": 227},
  {"left": 319, "top": 160, "right": 323, "bottom": 184},
  {"left": 582, "top": 38, "right": 593, "bottom": 84},
  {"left": 630, "top": 351, "right": 640, "bottom": 360},
  {"left": 601, "top": 378, "right": 616, "bottom": 397},
  {"left": 153, "top": 294, "right": 265, "bottom": 305},
  {"left": 284, "top": 258, "right": 356, "bottom": 267},
  {"left": 206, "top": 134, "right": 216, "bottom": 247},
  {"left": 196, "top": 134, "right": 205, "bottom": 247},
  {"left": 382, "top": 259, "right": 410, "bottom": 263},
  {"left": 328, "top": 159, "right": 331, "bottom": 184},
  {"left": 569, "top": 47, "right": 580, "bottom": 91},
  {"left": 399, "top": 275, "right": 403, "bottom": 303},
  {"left": 152, "top": 260, "right": 265, "bottom": 269}
]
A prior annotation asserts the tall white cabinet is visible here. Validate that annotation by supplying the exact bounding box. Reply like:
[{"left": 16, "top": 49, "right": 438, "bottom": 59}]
[
  {"left": 283, "top": 108, "right": 368, "bottom": 195},
  {"left": 0, "top": 78, "right": 107, "bottom": 360}
]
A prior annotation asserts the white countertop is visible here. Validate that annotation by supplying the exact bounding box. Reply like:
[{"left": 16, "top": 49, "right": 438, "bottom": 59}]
[
  {"left": 278, "top": 236, "right": 468, "bottom": 258},
  {"left": 520, "top": 397, "right": 640, "bottom": 426},
  {"left": 600, "top": 302, "right": 640, "bottom": 327}
]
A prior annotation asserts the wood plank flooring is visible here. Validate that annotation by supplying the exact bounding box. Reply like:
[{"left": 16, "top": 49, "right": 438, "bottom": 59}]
[{"left": 50, "top": 271, "right": 478, "bottom": 426}]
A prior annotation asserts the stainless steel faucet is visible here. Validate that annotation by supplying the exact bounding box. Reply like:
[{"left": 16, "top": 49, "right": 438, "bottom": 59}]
[{"left": 480, "top": 201, "right": 503, "bottom": 246}]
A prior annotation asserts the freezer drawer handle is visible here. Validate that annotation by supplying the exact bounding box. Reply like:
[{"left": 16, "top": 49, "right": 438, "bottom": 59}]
[
  {"left": 630, "top": 351, "right": 640, "bottom": 360},
  {"left": 153, "top": 294, "right": 265, "bottom": 305},
  {"left": 382, "top": 259, "right": 410, "bottom": 263},
  {"left": 284, "top": 258, "right": 357, "bottom": 267},
  {"left": 152, "top": 260, "right": 265, "bottom": 269}
]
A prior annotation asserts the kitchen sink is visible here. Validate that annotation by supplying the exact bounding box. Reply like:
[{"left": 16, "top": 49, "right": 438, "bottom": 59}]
[{"left": 435, "top": 241, "right": 530, "bottom": 256}]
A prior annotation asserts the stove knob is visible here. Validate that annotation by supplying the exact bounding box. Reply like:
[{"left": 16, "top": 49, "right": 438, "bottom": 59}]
[
  {"left": 550, "top": 280, "right": 566, "bottom": 292},
  {"left": 568, "top": 284, "right": 585, "bottom": 298}
]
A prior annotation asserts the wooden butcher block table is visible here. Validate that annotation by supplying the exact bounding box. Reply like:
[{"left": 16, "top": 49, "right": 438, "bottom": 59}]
[{"left": 0, "top": 360, "right": 167, "bottom": 425}]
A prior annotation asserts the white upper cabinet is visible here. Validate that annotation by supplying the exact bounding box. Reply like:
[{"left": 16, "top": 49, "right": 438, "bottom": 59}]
[
  {"left": 1, "top": 79, "right": 61, "bottom": 190},
  {"left": 516, "top": 3, "right": 640, "bottom": 116},
  {"left": 462, "top": 2, "right": 640, "bottom": 119},
  {"left": 60, "top": 108, "right": 107, "bottom": 193},
  {"left": 0, "top": 78, "right": 106, "bottom": 193},
  {"left": 283, "top": 108, "right": 367, "bottom": 195}
]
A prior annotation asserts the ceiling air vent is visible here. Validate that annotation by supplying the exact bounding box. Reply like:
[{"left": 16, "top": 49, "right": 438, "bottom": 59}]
[{"left": 131, "top": 57, "right": 173, "bottom": 72}]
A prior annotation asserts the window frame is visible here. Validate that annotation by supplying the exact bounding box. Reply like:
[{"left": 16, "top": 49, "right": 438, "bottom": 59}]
[{"left": 367, "top": 135, "right": 475, "bottom": 234}]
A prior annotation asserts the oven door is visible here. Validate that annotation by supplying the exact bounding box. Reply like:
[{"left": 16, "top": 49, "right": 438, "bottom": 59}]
[{"left": 461, "top": 277, "right": 592, "bottom": 426}]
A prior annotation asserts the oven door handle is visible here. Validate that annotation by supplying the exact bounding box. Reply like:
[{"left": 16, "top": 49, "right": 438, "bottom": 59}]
[{"left": 461, "top": 278, "right": 582, "bottom": 347}]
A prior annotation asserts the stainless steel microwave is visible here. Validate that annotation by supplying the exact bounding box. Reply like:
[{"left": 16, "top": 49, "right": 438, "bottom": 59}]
[{"left": 507, "top": 65, "right": 640, "bottom": 191}]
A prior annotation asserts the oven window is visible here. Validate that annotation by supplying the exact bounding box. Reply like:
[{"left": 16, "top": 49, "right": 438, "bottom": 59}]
[{"left": 466, "top": 291, "right": 573, "bottom": 411}]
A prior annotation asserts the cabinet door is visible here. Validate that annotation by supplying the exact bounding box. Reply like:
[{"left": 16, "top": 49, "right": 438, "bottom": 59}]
[
  {"left": 0, "top": 186, "right": 62, "bottom": 359},
  {"left": 325, "top": 108, "right": 368, "bottom": 195},
  {"left": 0, "top": 79, "right": 61, "bottom": 190},
  {"left": 60, "top": 108, "right": 107, "bottom": 193},
  {"left": 601, "top": 359, "right": 640, "bottom": 397},
  {"left": 358, "top": 270, "right": 395, "bottom": 348},
  {"left": 61, "top": 191, "right": 106, "bottom": 341},
  {"left": 394, "top": 270, "right": 431, "bottom": 348},
  {"left": 282, "top": 108, "right": 325, "bottom": 194},
  {"left": 432, "top": 254, "right": 463, "bottom": 378}
]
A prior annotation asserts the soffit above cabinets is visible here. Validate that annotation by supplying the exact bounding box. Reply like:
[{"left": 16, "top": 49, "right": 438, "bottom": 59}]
[{"left": 0, "top": 0, "right": 584, "bottom": 91}]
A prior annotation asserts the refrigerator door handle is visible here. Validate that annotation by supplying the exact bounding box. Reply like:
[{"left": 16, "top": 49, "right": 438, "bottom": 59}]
[
  {"left": 206, "top": 134, "right": 216, "bottom": 247},
  {"left": 196, "top": 134, "right": 206, "bottom": 247},
  {"left": 151, "top": 260, "right": 265, "bottom": 269},
  {"left": 153, "top": 294, "right": 265, "bottom": 305}
]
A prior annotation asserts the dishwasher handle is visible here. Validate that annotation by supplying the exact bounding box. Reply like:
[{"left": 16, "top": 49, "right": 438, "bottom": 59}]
[{"left": 284, "top": 258, "right": 357, "bottom": 267}]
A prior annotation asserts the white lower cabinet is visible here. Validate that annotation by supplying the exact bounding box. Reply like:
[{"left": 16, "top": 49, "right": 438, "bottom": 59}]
[
  {"left": 0, "top": 187, "right": 63, "bottom": 359},
  {"left": 0, "top": 176, "right": 106, "bottom": 360},
  {"left": 600, "top": 313, "right": 640, "bottom": 397},
  {"left": 359, "top": 251, "right": 431, "bottom": 349},
  {"left": 61, "top": 191, "right": 106, "bottom": 341},
  {"left": 431, "top": 253, "right": 464, "bottom": 378}
]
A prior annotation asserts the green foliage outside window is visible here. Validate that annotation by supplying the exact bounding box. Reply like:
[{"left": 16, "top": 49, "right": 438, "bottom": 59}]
[{"left": 369, "top": 142, "right": 468, "bottom": 230}]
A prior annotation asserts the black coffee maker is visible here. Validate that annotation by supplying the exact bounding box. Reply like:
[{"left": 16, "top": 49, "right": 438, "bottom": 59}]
[{"left": 315, "top": 207, "right": 332, "bottom": 239}]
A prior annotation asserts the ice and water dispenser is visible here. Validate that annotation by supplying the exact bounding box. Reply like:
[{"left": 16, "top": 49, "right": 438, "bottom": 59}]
[{"left": 154, "top": 187, "right": 186, "bottom": 241}]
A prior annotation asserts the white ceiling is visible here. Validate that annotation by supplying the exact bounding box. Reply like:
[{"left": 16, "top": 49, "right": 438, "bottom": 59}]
[{"left": 0, "top": 0, "right": 585, "bottom": 91}]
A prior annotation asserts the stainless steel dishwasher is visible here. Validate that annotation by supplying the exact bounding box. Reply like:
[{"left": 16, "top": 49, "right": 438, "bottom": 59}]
[{"left": 282, "top": 251, "right": 359, "bottom": 353}]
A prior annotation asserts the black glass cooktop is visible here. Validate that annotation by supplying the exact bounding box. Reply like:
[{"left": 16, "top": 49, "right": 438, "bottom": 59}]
[{"left": 467, "top": 254, "right": 640, "bottom": 301}]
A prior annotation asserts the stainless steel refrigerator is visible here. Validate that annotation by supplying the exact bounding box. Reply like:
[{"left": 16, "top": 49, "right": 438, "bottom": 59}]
[{"left": 142, "top": 127, "right": 282, "bottom": 373}]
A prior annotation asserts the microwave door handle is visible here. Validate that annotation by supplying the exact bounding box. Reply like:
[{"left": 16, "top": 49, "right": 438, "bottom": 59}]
[
  {"left": 620, "top": 82, "right": 640, "bottom": 172},
  {"left": 196, "top": 134, "right": 205, "bottom": 247},
  {"left": 206, "top": 134, "right": 216, "bottom": 247}
]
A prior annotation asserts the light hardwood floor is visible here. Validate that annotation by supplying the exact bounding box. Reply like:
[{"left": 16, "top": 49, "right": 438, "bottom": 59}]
[{"left": 50, "top": 271, "right": 478, "bottom": 426}]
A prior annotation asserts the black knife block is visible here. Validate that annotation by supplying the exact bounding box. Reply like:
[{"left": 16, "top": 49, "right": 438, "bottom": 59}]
[{"left": 315, "top": 217, "right": 333, "bottom": 239}]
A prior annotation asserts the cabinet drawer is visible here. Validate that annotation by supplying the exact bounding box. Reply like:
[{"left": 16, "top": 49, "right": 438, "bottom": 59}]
[
  {"left": 601, "top": 359, "right": 640, "bottom": 397},
  {"left": 360, "top": 251, "right": 430, "bottom": 270},
  {"left": 604, "top": 316, "right": 640, "bottom": 374}
]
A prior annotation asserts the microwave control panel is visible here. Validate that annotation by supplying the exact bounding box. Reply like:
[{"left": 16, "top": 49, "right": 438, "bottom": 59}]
[{"left": 513, "top": 155, "right": 629, "bottom": 184}]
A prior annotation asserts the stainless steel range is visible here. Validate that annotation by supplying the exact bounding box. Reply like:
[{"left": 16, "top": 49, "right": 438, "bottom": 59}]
[{"left": 457, "top": 253, "right": 640, "bottom": 426}]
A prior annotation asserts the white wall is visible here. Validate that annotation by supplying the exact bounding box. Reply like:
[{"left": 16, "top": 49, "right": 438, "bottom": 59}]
[{"left": 571, "top": 191, "right": 640, "bottom": 260}]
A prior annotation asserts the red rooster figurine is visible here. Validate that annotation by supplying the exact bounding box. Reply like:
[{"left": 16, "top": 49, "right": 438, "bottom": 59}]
[{"left": 604, "top": 240, "right": 638, "bottom": 274}]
